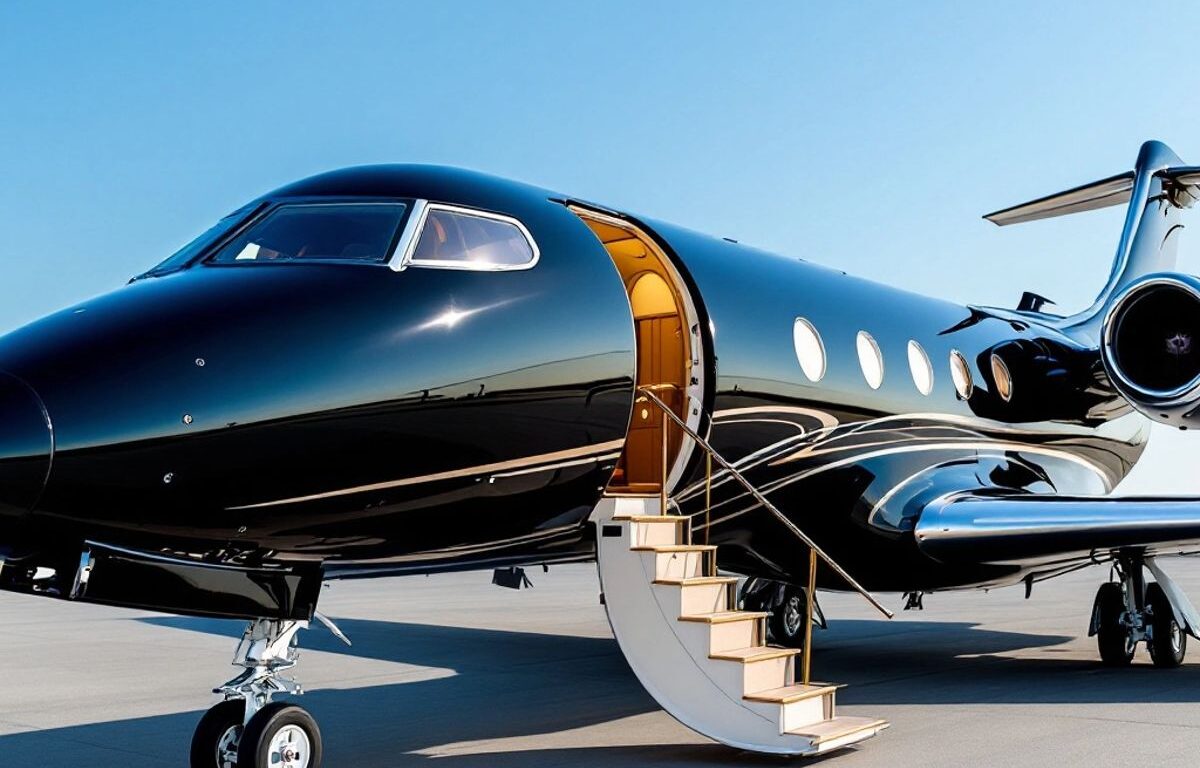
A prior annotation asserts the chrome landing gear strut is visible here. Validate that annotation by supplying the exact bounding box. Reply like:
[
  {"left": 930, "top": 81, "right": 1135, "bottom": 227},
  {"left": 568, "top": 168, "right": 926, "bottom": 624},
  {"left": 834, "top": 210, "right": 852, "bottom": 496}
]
[
  {"left": 219, "top": 619, "right": 307, "bottom": 718},
  {"left": 1091, "top": 555, "right": 1189, "bottom": 668},
  {"left": 191, "top": 615, "right": 349, "bottom": 768}
]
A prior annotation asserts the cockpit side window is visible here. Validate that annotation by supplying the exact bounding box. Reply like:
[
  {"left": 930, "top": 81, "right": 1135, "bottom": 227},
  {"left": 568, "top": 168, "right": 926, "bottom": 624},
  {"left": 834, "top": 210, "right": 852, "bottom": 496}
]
[
  {"left": 403, "top": 205, "right": 539, "bottom": 271},
  {"left": 207, "top": 203, "right": 407, "bottom": 265}
]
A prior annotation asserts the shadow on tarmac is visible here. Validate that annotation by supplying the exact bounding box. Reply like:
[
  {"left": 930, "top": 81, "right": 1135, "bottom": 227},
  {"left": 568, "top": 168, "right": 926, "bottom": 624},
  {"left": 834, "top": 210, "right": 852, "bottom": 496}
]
[{"left": 3, "top": 615, "right": 1197, "bottom": 766}]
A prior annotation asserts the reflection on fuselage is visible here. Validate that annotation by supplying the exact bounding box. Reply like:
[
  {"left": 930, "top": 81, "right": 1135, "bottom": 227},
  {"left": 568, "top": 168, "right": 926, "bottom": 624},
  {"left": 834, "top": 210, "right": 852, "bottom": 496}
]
[{"left": 0, "top": 164, "right": 1148, "bottom": 595}]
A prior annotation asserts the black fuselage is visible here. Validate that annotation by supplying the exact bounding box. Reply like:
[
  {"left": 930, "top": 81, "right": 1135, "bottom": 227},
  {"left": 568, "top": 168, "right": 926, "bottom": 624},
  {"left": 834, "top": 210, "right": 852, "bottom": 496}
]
[{"left": 0, "top": 165, "right": 1145, "bottom": 609}]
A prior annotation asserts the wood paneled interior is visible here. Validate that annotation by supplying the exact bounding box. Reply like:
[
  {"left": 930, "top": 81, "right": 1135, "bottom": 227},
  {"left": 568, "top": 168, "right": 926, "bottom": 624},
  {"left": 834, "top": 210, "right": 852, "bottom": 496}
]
[{"left": 574, "top": 210, "right": 691, "bottom": 492}]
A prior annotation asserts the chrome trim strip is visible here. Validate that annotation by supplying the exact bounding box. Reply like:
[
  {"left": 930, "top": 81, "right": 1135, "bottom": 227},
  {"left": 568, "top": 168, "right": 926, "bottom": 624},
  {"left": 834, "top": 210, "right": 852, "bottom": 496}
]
[
  {"left": 387, "top": 198, "right": 428, "bottom": 271},
  {"left": 489, "top": 452, "right": 622, "bottom": 479},
  {"left": 396, "top": 202, "right": 540, "bottom": 272},
  {"left": 712, "top": 405, "right": 840, "bottom": 429},
  {"left": 226, "top": 439, "right": 626, "bottom": 510},
  {"left": 769, "top": 438, "right": 1108, "bottom": 474}
]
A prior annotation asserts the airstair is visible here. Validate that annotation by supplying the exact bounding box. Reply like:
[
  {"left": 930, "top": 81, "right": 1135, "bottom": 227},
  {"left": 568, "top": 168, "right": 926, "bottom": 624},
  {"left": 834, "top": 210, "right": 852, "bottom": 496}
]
[{"left": 593, "top": 389, "right": 891, "bottom": 755}]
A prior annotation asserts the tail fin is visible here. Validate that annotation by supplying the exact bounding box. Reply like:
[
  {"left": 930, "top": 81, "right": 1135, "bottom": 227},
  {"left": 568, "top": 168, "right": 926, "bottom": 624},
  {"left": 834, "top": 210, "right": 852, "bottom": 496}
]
[{"left": 985, "top": 141, "right": 1199, "bottom": 338}]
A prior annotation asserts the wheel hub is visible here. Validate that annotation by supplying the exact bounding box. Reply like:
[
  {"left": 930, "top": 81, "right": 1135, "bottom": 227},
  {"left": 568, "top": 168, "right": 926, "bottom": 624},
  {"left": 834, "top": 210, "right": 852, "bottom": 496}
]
[
  {"left": 1119, "top": 613, "right": 1141, "bottom": 652},
  {"left": 783, "top": 595, "right": 803, "bottom": 637},
  {"left": 270, "top": 724, "right": 311, "bottom": 768},
  {"left": 216, "top": 724, "right": 241, "bottom": 768}
]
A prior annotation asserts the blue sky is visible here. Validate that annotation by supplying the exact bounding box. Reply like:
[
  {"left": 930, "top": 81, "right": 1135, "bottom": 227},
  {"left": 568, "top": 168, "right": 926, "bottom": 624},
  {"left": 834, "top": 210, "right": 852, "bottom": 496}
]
[{"left": 1, "top": 1, "right": 1197, "bottom": 491}]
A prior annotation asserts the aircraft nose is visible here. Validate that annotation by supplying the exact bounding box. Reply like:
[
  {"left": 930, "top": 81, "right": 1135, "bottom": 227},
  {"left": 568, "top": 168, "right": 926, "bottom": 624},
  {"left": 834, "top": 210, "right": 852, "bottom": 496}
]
[{"left": 0, "top": 371, "right": 52, "bottom": 518}]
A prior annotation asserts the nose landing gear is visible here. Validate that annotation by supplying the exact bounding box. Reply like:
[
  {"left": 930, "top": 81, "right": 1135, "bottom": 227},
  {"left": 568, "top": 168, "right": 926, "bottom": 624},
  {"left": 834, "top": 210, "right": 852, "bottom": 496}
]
[
  {"left": 1091, "top": 556, "right": 1189, "bottom": 668},
  {"left": 190, "top": 617, "right": 342, "bottom": 768}
]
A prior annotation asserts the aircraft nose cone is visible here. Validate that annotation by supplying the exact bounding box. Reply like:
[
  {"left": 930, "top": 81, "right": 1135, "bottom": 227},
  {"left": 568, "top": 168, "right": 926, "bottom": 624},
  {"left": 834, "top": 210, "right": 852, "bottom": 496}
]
[{"left": 0, "top": 371, "right": 52, "bottom": 518}]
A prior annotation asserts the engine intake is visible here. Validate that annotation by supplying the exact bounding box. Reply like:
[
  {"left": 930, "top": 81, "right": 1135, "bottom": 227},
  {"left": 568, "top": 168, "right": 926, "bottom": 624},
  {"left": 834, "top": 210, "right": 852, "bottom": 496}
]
[{"left": 1102, "top": 273, "right": 1200, "bottom": 426}]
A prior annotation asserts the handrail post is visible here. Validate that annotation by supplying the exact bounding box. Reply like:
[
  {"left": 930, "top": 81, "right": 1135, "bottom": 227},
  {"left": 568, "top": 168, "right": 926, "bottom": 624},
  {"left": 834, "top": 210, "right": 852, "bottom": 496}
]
[
  {"left": 704, "top": 453, "right": 712, "bottom": 546},
  {"left": 660, "top": 408, "right": 669, "bottom": 516},
  {"left": 802, "top": 547, "right": 816, "bottom": 686}
]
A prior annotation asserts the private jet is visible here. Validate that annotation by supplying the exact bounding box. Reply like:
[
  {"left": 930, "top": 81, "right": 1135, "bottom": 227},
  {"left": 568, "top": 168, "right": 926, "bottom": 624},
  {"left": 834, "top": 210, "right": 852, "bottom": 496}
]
[{"left": 2, "top": 140, "right": 1200, "bottom": 765}]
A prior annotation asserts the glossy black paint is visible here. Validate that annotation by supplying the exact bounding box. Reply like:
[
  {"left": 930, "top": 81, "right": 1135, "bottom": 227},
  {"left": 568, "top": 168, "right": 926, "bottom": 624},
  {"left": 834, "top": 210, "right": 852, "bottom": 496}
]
[
  {"left": 637, "top": 217, "right": 1140, "bottom": 590},
  {"left": 0, "top": 167, "right": 636, "bottom": 576},
  {"left": 0, "top": 162, "right": 1168, "bottom": 612},
  {"left": 77, "top": 542, "right": 323, "bottom": 621},
  {"left": 0, "top": 370, "right": 52, "bottom": 537}
]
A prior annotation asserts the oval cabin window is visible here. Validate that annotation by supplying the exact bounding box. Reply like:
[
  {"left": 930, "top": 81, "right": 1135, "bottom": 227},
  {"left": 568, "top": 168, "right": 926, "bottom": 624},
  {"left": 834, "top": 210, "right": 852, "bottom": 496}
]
[
  {"left": 793, "top": 318, "right": 826, "bottom": 382},
  {"left": 950, "top": 350, "right": 973, "bottom": 399},
  {"left": 991, "top": 353, "right": 1013, "bottom": 402},
  {"left": 856, "top": 331, "right": 884, "bottom": 389},
  {"left": 907, "top": 340, "right": 934, "bottom": 395}
]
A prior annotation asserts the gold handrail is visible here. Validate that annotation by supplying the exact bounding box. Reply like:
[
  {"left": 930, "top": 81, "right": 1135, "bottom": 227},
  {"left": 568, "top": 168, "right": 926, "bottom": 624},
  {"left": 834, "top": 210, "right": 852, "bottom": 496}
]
[{"left": 637, "top": 386, "right": 894, "bottom": 622}]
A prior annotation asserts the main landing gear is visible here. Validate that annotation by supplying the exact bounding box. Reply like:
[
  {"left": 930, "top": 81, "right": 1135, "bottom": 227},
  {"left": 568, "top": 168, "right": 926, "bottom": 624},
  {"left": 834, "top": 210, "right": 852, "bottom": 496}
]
[
  {"left": 739, "top": 577, "right": 826, "bottom": 649},
  {"left": 1091, "top": 556, "right": 1188, "bottom": 668},
  {"left": 191, "top": 616, "right": 348, "bottom": 768}
]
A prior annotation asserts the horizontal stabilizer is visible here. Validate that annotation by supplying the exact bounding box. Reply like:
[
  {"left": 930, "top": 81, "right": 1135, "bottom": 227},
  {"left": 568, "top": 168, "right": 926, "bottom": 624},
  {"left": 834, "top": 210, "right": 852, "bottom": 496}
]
[
  {"left": 985, "top": 158, "right": 1200, "bottom": 227},
  {"left": 915, "top": 493, "right": 1200, "bottom": 565},
  {"left": 1162, "top": 165, "right": 1200, "bottom": 187},
  {"left": 984, "top": 172, "right": 1135, "bottom": 226}
]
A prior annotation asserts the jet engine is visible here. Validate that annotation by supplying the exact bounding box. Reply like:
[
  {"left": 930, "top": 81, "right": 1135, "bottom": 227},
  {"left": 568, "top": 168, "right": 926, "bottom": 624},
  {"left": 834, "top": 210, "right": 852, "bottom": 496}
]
[{"left": 1101, "top": 273, "right": 1200, "bottom": 428}]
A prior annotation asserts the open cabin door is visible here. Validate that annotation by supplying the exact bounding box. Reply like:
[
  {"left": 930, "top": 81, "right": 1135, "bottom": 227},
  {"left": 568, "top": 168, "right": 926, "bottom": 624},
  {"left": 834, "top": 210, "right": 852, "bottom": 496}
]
[
  {"left": 626, "top": 273, "right": 686, "bottom": 487},
  {"left": 570, "top": 206, "right": 701, "bottom": 495}
]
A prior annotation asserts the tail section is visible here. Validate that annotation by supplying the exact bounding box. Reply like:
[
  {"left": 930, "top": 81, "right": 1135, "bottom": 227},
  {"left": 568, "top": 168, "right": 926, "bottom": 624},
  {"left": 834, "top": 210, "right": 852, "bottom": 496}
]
[{"left": 985, "top": 141, "right": 1200, "bottom": 340}]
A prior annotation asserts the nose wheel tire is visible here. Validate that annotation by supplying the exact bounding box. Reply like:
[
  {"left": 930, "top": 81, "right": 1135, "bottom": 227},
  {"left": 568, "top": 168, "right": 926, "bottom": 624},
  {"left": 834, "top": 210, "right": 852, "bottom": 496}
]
[
  {"left": 238, "top": 702, "right": 322, "bottom": 768},
  {"left": 190, "top": 700, "right": 246, "bottom": 768},
  {"left": 1094, "top": 582, "right": 1135, "bottom": 667},
  {"left": 1146, "top": 582, "right": 1187, "bottom": 668}
]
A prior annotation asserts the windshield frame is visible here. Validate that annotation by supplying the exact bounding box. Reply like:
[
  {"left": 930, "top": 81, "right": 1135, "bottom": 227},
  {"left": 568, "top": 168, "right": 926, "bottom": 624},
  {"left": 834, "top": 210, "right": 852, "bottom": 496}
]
[{"left": 393, "top": 201, "right": 541, "bottom": 273}]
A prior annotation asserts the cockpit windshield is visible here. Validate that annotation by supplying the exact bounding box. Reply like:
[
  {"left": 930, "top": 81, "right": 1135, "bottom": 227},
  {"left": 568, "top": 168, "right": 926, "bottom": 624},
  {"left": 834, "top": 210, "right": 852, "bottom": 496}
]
[
  {"left": 142, "top": 203, "right": 262, "bottom": 277},
  {"left": 207, "top": 203, "right": 407, "bottom": 265}
]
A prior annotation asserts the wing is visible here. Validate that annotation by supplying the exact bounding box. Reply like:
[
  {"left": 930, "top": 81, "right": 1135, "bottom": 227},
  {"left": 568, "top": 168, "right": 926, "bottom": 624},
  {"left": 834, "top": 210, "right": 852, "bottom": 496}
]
[{"left": 915, "top": 494, "right": 1200, "bottom": 567}]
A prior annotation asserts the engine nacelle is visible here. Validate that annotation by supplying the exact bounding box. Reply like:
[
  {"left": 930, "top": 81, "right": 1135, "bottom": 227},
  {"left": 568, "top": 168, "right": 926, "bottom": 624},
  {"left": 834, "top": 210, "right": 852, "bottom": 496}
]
[{"left": 1101, "top": 273, "right": 1200, "bottom": 428}]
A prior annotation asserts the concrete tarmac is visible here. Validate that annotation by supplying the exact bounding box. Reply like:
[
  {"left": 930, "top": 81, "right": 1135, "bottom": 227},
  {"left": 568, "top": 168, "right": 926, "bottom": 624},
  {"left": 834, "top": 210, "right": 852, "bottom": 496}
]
[{"left": 3, "top": 560, "right": 1200, "bottom": 767}]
